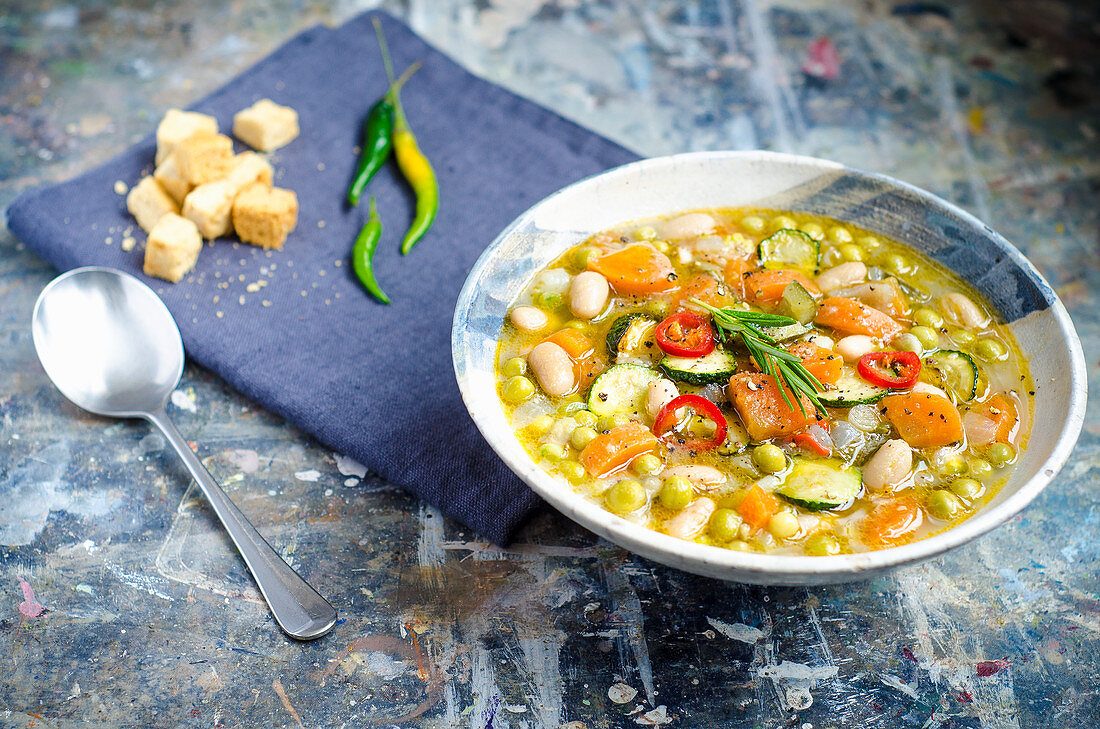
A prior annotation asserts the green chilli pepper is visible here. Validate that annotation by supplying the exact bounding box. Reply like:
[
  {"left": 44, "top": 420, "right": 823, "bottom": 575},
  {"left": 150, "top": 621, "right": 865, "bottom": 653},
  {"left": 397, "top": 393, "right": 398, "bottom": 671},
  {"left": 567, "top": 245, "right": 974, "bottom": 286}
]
[
  {"left": 351, "top": 197, "right": 389, "bottom": 304},
  {"left": 346, "top": 97, "right": 393, "bottom": 207},
  {"left": 373, "top": 18, "right": 438, "bottom": 255}
]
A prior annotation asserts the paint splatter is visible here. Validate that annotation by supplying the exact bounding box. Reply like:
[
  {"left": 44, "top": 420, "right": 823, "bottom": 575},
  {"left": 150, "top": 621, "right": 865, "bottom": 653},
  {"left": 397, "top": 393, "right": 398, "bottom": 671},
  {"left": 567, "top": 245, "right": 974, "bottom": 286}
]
[
  {"left": 170, "top": 389, "right": 197, "bottom": 413},
  {"left": 707, "top": 617, "right": 765, "bottom": 644},
  {"left": 272, "top": 678, "right": 304, "bottom": 729},
  {"left": 294, "top": 470, "right": 321, "bottom": 482},
  {"left": 335, "top": 454, "right": 367, "bottom": 479},
  {"left": 17, "top": 577, "right": 45, "bottom": 618},
  {"left": 801, "top": 37, "right": 840, "bottom": 80},
  {"left": 608, "top": 682, "right": 638, "bottom": 704},
  {"left": 976, "top": 659, "right": 1010, "bottom": 677}
]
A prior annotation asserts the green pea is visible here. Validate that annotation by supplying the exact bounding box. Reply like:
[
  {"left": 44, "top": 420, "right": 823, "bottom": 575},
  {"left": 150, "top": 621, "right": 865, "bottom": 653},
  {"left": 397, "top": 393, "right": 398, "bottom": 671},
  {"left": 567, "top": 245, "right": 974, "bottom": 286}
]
[
  {"left": 803, "top": 533, "right": 841, "bottom": 556},
  {"left": 768, "top": 511, "right": 800, "bottom": 539},
  {"left": 534, "top": 291, "right": 563, "bottom": 310},
  {"left": 839, "top": 243, "right": 864, "bottom": 262},
  {"left": 658, "top": 476, "right": 695, "bottom": 511},
  {"left": 927, "top": 489, "right": 962, "bottom": 520},
  {"left": 597, "top": 414, "right": 630, "bottom": 433},
  {"left": 986, "top": 442, "right": 1016, "bottom": 467},
  {"left": 859, "top": 235, "right": 882, "bottom": 249},
  {"left": 949, "top": 329, "right": 976, "bottom": 346},
  {"left": 632, "top": 453, "right": 663, "bottom": 476},
  {"left": 829, "top": 226, "right": 854, "bottom": 244},
  {"left": 913, "top": 307, "right": 944, "bottom": 329},
  {"left": 894, "top": 333, "right": 923, "bottom": 354},
  {"left": 741, "top": 215, "right": 766, "bottom": 233},
  {"left": 975, "top": 338, "right": 1008, "bottom": 361},
  {"left": 800, "top": 222, "right": 825, "bottom": 241},
  {"left": 557, "top": 400, "right": 587, "bottom": 415},
  {"left": 949, "top": 477, "right": 983, "bottom": 500},
  {"left": 528, "top": 415, "right": 554, "bottom": 435},
  {"left": 570, "top": 426, "right": 598, "bottom": 450},
  {"left": 709, "top": 509, "right": 744, "bottom": 542},
  {"left": 502, "top": 356, "right": 527, "bottom": 378},
  {"left": 881, "top": 253, "right": 908, "bottom": 275},
  {"left": 572, "top": 410, "right": 598, "bottom": 428},
  {"left": 644, "top": 299, "right": 670, "bottom": 319},
  {"left": 968, "top": 458, "right": 993, "bottom": 478},
  {"left": 752, "top": 443, "right": 787, "bottom": 474},
  {"left": 538, "top": 443, "right": 566, "bottom": 462},
  {"left": 503, "top": 376, "right": 535, "bottom": 403},
  {"left": 605, "top": 479, "right": 647, "bottom": 514},
  {"left": 573, "top": 246, "right": 599, "bottom": 269},
  {"left": 559, "top": 461, "right": 587, "bottom": 483},
  {"left": 771, "top": 215, "right": 798, "bottom": 232},
  {"left": 939, "top": 456, "right": 968, "bottom": 476},
  {"left": 634, "top": 226, "right": 658, "bottom": 241},
  {"left": 726, "top": 540, "right": 754, "bottom": 552},
  {"left": 909, "top": 325, "right": 940, "bottom": 350}
]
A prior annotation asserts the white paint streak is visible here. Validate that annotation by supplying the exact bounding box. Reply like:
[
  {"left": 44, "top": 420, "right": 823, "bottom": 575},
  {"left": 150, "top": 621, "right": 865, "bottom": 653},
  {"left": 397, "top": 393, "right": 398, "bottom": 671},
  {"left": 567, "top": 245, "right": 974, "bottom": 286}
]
[
  {"left": 334, "top": 454, "right": 367, "bottom": 479},
  {"left": 881, "top": 672, "right": 920, "bottom": 699},
  {"left": 605, "top": 565, "right": 657, "bottom": 706},
  {"left": 170, "top": 389, "right": 197, "bottom": 413},
  {"left": 742, "top": 0, "right": 803, "bottom": 152},
  {"left": 707, "top": 617, "right": 766, "bottom": 644},
  {"left": 293, "top": 470, "right": 321, "bottom": 482},
  {"left": 933, "top": 56, "right": 992, "bottom": 222},
  {"left": 757, "top": 661, "right": 839, "bottom": 711}
]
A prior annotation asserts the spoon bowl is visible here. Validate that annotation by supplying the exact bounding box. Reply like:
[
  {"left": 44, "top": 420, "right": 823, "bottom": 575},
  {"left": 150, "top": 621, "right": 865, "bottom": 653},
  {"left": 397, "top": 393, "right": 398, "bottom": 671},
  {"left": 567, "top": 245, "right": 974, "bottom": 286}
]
[
  {"left": 32, "top": 267, "right": 183, "bottom": 417},
  {"left": 32, "top": 267, "right": 337, "bottom": 640}
]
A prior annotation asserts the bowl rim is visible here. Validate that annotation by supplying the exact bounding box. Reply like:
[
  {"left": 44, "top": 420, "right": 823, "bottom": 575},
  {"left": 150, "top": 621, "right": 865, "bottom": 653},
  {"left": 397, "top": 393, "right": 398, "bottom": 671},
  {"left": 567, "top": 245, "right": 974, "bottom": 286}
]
[{"left": 452, "top": 149, "right": 1088, "bottom": 578}]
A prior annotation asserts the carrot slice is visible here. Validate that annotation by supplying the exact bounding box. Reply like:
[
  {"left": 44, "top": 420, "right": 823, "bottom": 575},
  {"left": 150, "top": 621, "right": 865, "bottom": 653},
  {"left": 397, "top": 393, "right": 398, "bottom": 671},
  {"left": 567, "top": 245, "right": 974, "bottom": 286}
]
[
  {"left": 982, "top": 393, "right": 1020, "bottom": 444},
  {"left": 728, "top": 372, "right": 817, "bottom": 442},
  {"left": 743, "top": 270, "right": 822, "bottom": 305},
  {"left": 737, "top": 484, "right": 779, "bottom": 530},
  {"left": 880, "top": 392, "right": 964, "bottom": 448},
  {"left": 580, "top": 422, "right": 659, "bottom": 478},
  {"left": 542, "top": 328, "right": 594, "bottom": 360},
  {"left": 815, "top": 296, "right": 903, "bottom": 340},
  {"left": 672, "top": 274, "right": 736, "bottom": 310},
  {"left": 589, "top": 244, "right": 676, "bottom": 295},
  {"left": 860, "top": 496, "right": 923, "bottom": 548},
  {"left": 722, "top": 257, "right": 757, "bottom": 298},
  {"left": 785, "top": 341, "right": 842, "bottom": 386}
]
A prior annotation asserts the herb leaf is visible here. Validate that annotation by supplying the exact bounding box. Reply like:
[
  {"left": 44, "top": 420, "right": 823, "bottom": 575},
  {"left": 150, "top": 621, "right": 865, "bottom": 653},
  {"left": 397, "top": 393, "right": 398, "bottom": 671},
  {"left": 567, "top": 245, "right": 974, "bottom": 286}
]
[{"left": 690, "top": 298, "right": 827, "bottom": 416}]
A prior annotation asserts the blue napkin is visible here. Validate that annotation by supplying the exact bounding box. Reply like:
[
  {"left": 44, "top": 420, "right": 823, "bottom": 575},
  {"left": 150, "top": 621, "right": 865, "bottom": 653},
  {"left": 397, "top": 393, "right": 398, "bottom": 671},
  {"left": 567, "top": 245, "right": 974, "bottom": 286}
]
[{"left": 6, "top": 11, "right": 638, "bottom": 545}]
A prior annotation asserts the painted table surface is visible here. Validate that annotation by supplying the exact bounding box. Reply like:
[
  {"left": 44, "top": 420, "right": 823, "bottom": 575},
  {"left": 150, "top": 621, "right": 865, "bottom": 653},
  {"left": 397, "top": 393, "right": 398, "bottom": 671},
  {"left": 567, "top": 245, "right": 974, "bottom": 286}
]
[{"left": 1, "top": 1, "right": 1098, "bottom": 727}]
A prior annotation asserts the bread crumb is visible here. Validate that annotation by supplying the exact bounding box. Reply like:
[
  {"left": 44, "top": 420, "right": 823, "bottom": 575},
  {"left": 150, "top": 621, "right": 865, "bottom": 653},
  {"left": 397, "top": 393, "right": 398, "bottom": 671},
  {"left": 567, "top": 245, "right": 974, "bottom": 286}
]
[
  {"left": 114, "top": 180, "right": 129, "bottom": 195},
  {"left": 121, "top": 236, "right": 137, "bottom": 251}
]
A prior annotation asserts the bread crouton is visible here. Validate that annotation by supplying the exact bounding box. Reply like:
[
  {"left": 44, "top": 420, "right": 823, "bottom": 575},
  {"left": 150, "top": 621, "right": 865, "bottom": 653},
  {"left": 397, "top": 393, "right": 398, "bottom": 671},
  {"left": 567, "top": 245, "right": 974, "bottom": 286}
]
[
  {"left": 155, "top": 108, "right": 218, "bottom": 165},
  {"left": 174, "top": 132, "right": 235, "bottom": 185},
  {"left": 232, "top": 182, "right": 298, "bottom": 249},
  {"left": 143, "top": 213, "right": 202, "bottom": 283},
  {"left": 126, "top": 176, "right": 180, "bottom": 233},
  {"left": 233, "top": 99, "right": 299, "bottom": 152}
]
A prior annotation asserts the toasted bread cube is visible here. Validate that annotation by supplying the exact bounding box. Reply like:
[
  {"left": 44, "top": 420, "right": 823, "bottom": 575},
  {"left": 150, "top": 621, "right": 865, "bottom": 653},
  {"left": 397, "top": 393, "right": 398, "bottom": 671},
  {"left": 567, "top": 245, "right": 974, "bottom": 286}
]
[
  {"left": 232, "top": 183, "right": 298, "bottom": 249},
  {"left": 144, "top": 213, "right": 202, "bottom": 283},
  {"left": 126, "top": 176, "right": 180, "bottom": 233},
  {"left": 233, "top": 99, "right": 299, "bottom": 152},
  {"left": 174, "top": 132, "right": 235, "bottom": 185},
  {"left": 182, "top": 180, "right": 235, "bottom": 239},
  {"left": 225, "top": 151, "right": 274, "bottom": 190},
  {"left": 155, "top": 108, "right": 218, "bottom": 165},
  {"left": 153, "top": 151, "right": 192, "bottom": 205}
]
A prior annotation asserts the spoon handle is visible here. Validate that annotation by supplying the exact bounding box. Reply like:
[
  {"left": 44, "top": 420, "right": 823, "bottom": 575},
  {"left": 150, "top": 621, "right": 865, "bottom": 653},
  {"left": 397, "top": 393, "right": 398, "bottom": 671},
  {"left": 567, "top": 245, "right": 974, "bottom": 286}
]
[{"left": 148, "top": 408, "right": 337, "bottom": 640}]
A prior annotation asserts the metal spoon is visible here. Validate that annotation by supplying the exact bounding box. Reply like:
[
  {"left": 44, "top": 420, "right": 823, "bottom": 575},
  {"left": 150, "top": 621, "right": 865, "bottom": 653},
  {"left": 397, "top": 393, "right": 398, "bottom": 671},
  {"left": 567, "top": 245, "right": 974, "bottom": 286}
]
[{"left": 31, "top": 267, "right": 337, "bottom": 640}]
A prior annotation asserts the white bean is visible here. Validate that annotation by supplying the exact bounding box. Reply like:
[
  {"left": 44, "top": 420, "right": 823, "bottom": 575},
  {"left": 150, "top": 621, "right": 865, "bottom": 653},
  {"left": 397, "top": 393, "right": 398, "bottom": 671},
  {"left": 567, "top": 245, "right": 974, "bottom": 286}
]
[
  {"left": 509, "top": 305, "right": 548, "bottom": 332},
  {"left": 646, "top": 379, "right": 679, "bottom": 419},
  {"left": 862, "top": 439, "right": 913, "bottom": 492},
  {"left": 527, "top": 342, "right": 575, "bottom": 396},
  {"left": 836, "top": 335, "right": 876, "bottom": 362},
  {"left": 660, "top": 212, "right": 716, "bottom": 240},
  {"left": 805, "top": 333, "right": 834, "bottom": 351},
  {"left": 662, "top": 465, "right": 727, "bottom": 490},
  {"left": 665, "top": 497, "right": 717, "bottom": 540},
  {"left": 816, "top": 262, "right": 867, "bottom": 292},
  {"left": 940, "top": 292, "right": 989, "bottom": 329},
  {"left": 569, "top": 271, "right": 610, "bottom": 319}
]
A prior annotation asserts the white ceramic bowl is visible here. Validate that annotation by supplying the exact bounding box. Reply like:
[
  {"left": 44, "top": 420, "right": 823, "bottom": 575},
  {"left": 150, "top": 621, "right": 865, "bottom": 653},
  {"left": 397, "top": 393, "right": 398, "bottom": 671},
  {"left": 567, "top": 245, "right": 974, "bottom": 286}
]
[{"left": 452, "top": 151, "right": 1087, "bottom": 585}]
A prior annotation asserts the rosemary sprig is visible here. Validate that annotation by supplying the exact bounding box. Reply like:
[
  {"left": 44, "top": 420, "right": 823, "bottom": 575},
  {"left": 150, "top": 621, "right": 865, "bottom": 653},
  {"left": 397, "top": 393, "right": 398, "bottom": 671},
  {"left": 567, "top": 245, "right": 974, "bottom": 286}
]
[{"left": 690, "top": 298, "right": 826, "bottom": 416}]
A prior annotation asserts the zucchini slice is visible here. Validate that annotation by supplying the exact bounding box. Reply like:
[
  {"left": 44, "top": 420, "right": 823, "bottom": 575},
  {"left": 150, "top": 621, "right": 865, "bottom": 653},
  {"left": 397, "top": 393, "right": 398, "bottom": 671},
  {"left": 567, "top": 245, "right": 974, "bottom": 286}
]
[
  {"left": 760, "top": 322, "right": 811, "bottom": 343},
  {"left": 658, "top": 349, "right": 737, "bottom": 386},
  {"left": 587, "top": 364, "right": 661, "bottom": 417},
  {"left": 922, "top": 349, "right": 978, "bottom": 401},
  {"left": 775, "top": 460, "right": 861, "bottom": 511},
  {"left": 818, "top": 372, "right": 889, "bottom": 407},
  {"left": 605, "top": 313, "right": 656, "bottom": 357},
  {"left": 776, "top": 281, "right": 818, "bottom": 324},
  {"left": 758, "top": 229, "right": 820, "bottom": 272}
]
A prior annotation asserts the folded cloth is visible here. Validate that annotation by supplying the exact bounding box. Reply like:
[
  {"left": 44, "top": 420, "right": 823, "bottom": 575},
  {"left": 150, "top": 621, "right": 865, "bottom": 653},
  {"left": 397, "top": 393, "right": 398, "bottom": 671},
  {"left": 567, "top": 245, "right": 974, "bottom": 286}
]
[{"left": 7, "top": 11, "right": 638, "bottom": 545}]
